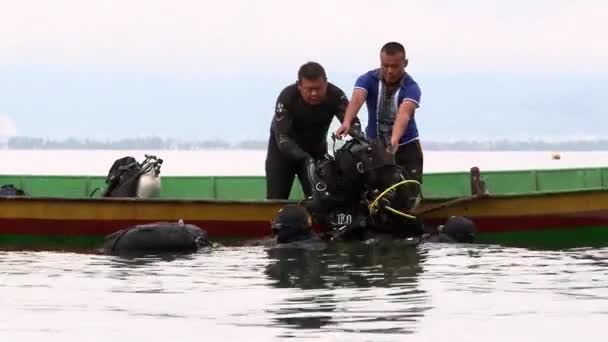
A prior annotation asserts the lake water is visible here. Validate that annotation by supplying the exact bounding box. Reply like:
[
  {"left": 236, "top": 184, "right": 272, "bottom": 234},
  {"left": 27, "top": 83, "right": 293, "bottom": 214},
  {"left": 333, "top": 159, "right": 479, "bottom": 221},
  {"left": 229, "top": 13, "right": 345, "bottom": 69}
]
[
  {"left": 2, "top": 149, "right": 608, "bottom": 175},
  {"left": 1, "top": 243, "right": 606, "bottom": 342},
  {"left": 1, "top": 150, "right": 607, "bottom": 341}
]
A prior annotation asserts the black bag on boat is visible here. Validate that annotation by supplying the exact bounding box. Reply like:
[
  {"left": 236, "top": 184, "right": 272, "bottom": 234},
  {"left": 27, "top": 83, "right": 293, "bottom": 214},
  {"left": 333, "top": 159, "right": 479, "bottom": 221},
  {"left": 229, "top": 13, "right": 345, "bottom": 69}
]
[
  {"left": 103, "top": 156, "right": 142, "bottom": 197},
  {"left": 0, "top": 184, "right": 26, "bottom": 196}
]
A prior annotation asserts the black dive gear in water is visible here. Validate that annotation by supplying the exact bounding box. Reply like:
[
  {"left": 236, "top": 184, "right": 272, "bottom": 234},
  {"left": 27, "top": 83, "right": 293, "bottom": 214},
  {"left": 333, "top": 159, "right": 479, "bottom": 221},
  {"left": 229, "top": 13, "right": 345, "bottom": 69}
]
[
  {"left": 303, "top": 123, "right": 424, "bottom": 240},
  {"left": 103, "top": 221, "right": 210, "bottom": 256}
]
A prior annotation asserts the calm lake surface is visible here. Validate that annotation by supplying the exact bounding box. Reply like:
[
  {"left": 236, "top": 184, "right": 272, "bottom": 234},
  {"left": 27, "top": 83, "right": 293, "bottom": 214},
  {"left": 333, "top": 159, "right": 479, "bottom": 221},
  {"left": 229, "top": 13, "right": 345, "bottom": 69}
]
[
  {"left": 1, "top": 242, "right": 606, "bottom": 342},
  {"left": 2, "top": 150, "right": 607, "bottom": 341}
]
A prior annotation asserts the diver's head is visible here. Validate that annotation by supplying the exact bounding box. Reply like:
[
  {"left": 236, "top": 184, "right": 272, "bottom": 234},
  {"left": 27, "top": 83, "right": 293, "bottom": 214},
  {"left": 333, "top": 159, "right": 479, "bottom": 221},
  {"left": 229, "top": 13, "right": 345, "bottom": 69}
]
[
  {"left": 271, "top": 204, "right": 314, "bottom": 244},
  {"left": 439, "top": 216, "right": 476, "bottom": 243}
]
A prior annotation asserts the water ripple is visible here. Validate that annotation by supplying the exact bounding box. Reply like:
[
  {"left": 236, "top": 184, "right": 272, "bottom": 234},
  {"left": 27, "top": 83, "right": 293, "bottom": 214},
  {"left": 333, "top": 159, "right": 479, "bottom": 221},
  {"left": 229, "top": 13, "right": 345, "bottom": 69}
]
[{"left": 1, "top": 244, "right": 607, "bottom": 341}]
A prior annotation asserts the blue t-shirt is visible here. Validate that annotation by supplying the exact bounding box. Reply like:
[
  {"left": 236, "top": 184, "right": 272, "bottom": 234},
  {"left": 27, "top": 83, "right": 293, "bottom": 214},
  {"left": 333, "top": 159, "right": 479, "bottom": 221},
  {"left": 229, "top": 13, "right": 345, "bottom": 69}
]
[{"left": 354, "top": 69, "right": 421, "bottom": 145}]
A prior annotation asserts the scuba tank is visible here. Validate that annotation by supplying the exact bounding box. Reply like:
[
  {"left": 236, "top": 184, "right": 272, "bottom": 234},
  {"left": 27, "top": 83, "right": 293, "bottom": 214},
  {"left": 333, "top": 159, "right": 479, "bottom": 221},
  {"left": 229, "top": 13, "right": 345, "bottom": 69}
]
[
  {"left": 103, "top": 154, "right": 163, "bottom": 198},
  {"left": 136, "top": 155, "right": 163, "bottom": 198}
]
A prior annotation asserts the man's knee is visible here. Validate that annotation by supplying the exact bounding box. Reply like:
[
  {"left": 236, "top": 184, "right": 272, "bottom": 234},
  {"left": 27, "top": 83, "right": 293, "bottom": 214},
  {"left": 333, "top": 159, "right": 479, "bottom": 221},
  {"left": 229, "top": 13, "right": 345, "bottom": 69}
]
[
  {"left": 297, "top": 174, "right": 313, "bottom": 198},
  {"left": 396, "top": 143, "right": 424, "bottom": 183},
  {"left": 266, "top": 178, "right": 293, "bottom": 199},
  {"left": 396, "top": 159, "right": 423, "bottom": 184},
  {"left": 266, "top": 157, "right": 295, "bottom": 200},
  {"left": 404, "top": 163, "right": 423, "bottom": 183}
]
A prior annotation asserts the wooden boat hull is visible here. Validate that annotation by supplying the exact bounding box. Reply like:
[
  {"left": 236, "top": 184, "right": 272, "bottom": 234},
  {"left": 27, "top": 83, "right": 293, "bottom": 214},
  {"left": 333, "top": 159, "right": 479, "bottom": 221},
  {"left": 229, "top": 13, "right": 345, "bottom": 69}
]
[
  {"left": 422, "top": 190, "right": 608, "bottom": 248},
  {"left": 0, "top": 197, "right": 283, "bottom": 238},
  {"left": 3, "top": 166, "right": 608, "bottom": 249},
  {"left": 2, "top": 189, "right": 608, "bottom": 249},
  {"left": 425, "top": 190, "right": 608, "bottom": 231}
]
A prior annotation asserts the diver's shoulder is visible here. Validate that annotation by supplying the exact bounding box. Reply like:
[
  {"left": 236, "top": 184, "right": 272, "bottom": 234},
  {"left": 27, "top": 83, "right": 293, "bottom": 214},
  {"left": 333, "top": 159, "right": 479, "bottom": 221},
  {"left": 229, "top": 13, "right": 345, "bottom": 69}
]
[{"left": 277, "top": 83, "right": 299, "bottom": 101}]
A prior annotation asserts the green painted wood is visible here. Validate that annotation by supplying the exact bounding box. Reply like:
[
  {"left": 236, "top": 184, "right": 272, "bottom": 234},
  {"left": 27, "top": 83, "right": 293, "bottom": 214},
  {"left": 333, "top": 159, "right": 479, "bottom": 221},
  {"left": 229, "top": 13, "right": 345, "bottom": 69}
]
[
  {"left": 480, "top": 170, "right": 536, "bottom": 194},
  {"left": 536, "top": 169, "right": 599, "bottom": 192},
  {"left": 87, "top": 176, "right": 108, "bottom": 197},
  {"left": 214, "top": 176, "right": 267, "bottom": 200},
  {"left": 1, "top": 225, "right": 607, "bottom": 250},
  {"left": 420, "top": 172, "right": 470, "bottom": 198},
  {"left": 602, "top": 167, "right": 608, "bottom": 188},
  {"left": 477, "top": 226, "right": 608, "bottom": 249},
  {"left": 3, "top": 166, "right": 608, "bottom": 200},
  {"left": 20, "top": 176, "right": 89, "bottom": 198},
  {"left": 160, "top": 176, "right": 215, "bottom": 199}
]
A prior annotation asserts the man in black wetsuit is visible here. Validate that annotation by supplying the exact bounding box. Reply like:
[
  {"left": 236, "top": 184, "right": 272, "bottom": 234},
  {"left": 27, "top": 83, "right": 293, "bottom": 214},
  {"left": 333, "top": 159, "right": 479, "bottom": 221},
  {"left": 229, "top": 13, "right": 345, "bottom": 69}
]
[{"left": 265, "top": 62, "right": 350, "bottom": 199}]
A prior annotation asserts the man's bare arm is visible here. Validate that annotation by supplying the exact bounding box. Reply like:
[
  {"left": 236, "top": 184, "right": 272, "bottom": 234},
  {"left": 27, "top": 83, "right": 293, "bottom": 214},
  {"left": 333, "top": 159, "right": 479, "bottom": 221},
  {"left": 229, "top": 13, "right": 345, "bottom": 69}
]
[
  {"left": 335, "top": 88, "right": 367, "bottom": 137},
  {"left": 390, "top": 100, "right": 417, "bottom": 152}
]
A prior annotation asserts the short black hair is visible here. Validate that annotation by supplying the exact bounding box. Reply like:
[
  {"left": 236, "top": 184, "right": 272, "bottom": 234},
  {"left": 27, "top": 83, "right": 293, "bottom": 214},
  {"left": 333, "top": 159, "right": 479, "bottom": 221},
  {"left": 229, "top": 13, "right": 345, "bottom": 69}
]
[
  {"left": 381, "top": 42, "right": 406, "bottom": 57},
  {"left": 298, "top": 62, "right": 327, "bottom": 82}
]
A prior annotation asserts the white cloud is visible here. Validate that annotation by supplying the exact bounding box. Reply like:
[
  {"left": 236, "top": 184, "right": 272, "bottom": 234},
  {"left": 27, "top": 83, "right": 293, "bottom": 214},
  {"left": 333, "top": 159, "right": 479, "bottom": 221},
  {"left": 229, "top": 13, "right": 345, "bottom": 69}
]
[
  {"left": 0, "top": 114, "right": 17, "bottom": 137},
  {"left": 0, "top": 0, "right": 606, "bottom": 76}
]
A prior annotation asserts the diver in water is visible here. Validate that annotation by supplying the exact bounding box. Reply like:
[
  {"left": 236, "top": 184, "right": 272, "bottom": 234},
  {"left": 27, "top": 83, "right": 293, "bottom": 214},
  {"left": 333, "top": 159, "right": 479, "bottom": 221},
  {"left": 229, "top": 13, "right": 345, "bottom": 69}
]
[
  {"left": 302, "top": 122, "right": 424, "bottom": 241},
  {"left": 268, "top": 120, "right": 476, "bottom": 245},
  {"left": 269, "top": 204, "right": 326, "bottom": 249},
  {"left": 298, "top": 124, "right": 477, "bottom": 244},
  {"left": 421, "top": 216, "right": 476, "bottom": 243},
  {"left": 269, "top": 203, "right": 476, "bottom": 246},
  {"left": 241, "top": 204, "right": 325, "bottom": 249}
]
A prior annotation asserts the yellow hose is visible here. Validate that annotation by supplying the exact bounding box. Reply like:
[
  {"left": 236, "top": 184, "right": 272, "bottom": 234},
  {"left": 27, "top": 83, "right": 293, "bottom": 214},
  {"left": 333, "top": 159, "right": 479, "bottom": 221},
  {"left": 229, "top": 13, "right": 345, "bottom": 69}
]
[{"left": 368, "top": 179, "right": 421, "bottom": 220}]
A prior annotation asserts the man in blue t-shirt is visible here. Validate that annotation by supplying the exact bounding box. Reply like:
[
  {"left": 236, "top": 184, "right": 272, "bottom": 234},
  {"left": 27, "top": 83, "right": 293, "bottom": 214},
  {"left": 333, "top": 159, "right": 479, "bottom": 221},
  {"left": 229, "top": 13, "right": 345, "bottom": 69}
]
[{"left": 336, "top": 42, "right": 423, "bottom": 182}]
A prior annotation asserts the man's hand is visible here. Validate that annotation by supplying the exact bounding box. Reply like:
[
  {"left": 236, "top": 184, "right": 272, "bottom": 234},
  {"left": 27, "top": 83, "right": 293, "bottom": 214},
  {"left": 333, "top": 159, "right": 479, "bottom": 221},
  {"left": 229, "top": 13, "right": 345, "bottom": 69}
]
[
  {"left": 335, "top": 121, "right": 351, "bottom": 139},
  {"left": 388, "top": 137, "right": 399, "bottom": 154},
  {"left": 303, "top": 155, "right": 315, "bottom": 166}
]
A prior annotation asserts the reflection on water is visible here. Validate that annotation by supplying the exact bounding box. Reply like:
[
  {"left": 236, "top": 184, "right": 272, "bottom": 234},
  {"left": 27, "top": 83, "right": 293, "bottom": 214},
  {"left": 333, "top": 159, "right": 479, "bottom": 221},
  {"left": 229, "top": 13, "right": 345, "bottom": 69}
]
[
  {"left": 264, "top": 241, "right": 429, "bottom": 336},
  {"left": 1, "top": 244, "right": 607, "bottom": 341}
]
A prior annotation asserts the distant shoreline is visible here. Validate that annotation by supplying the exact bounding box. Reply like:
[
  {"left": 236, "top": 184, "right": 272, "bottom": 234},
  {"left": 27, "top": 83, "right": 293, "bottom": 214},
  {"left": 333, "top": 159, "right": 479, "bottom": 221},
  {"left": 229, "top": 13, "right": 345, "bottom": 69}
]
[
  {"left": 2, "top": 150, "right": 607, "bottom": 176},
  {"left": 3, "top": 136, "right": 608, "bottom": 151}
]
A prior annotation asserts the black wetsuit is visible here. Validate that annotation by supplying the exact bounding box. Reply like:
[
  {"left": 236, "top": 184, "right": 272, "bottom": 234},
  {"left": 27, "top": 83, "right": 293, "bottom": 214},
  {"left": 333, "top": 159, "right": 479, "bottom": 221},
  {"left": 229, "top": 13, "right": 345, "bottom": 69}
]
[{"left": 266, "top": 83, "right": 349, "bottom": 199}]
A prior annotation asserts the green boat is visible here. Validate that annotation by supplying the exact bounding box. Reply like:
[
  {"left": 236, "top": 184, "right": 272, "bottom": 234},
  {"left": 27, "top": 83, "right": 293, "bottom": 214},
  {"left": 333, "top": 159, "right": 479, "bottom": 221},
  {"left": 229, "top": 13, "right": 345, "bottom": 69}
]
[{"left": 2, "top": 166, "right": 608, "bottom": 250}]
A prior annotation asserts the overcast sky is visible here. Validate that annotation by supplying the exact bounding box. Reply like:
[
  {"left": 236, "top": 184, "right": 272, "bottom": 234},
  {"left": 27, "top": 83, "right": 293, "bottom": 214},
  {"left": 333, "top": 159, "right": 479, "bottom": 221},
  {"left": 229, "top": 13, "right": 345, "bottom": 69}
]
[{"left": 1, "top": 0, "right": 606, "bottom": 139}]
